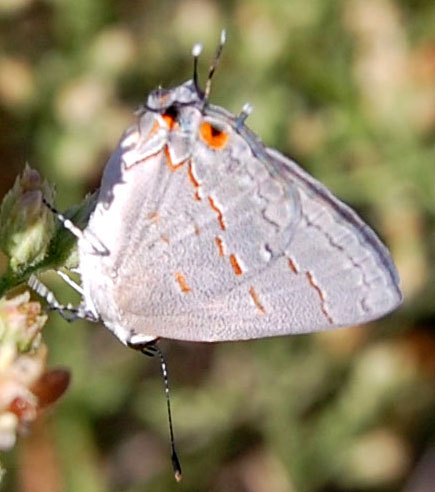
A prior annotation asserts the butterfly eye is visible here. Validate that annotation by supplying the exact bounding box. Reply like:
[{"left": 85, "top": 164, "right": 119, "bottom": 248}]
[
  {"left": 199, "top": 121, "right": 229, "bottom": 149},
  {"left": 162, "top": 105, "right": 178, "bottom": 129}
]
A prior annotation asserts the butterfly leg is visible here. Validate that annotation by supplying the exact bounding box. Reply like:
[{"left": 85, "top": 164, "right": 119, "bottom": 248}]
[
  {"left": 129, "top": 340, "right": 159, "bottom": 357},
  {"left": 55, "top": 268, "right": 84, "bottom": 296},
  {"left": 28, "top": 274, "right": 97, "bottom": 323},
  {"left": 42, "top": 197, "right": 108, "bottom": 256}
]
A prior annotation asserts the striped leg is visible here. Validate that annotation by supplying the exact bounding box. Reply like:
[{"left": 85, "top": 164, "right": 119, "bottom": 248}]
[
  {"left": 55, "top": 269, "right": 84, "bottom": 296},
  {"left": 42, "top": 197, "right": 108, "bottom": 255},
  {"left": 28, "top": 274, "right": 97, "bottom": 322}
]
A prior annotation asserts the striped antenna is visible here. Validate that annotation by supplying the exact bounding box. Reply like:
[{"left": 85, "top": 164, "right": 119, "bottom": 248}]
[{"left": 204, "top": 29, "right": 226, "bottom": 101}]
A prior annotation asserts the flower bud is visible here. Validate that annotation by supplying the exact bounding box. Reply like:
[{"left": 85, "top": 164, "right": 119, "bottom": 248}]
[
  {"left": 0, "top": 165, "right": 56, "bottom": 272},
  {"left": 0, "top": 292, "right": 70, "bottom": 452},
  {"left": 0, "top": 291, "right": 47, "bottom": 351}
]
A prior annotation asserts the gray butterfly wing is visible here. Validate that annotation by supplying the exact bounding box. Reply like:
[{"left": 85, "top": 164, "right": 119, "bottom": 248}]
[
  {"left": 267, "top": 146, "right": 402, "bottom": 325},
  {"left": 84, "top": 114, "right": 401, "bottom": 343}
]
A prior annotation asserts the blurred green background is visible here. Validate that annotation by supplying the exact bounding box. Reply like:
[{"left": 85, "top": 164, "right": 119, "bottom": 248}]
[{"left": 1, "top": 0, "right": 435, "bottom": 491}]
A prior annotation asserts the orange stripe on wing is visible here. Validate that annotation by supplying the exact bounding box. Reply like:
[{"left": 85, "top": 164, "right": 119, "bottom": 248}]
[
  {"left": 249, "top": 286, "right": 266, "bottom": 314},
  {"left": 229, "top": 254, "right": 243, "bottom": 275},
  {"left": 288, "top": 257, "right": 299, "bottom": 274},
  {"left": 208, "top": 196, "right": 226, "bottom": 231},
  {"left": 187, "top": 161, "right": 201, "bottom": 201},
  {"left": 164, "top": 146, "right": 185, "bottom": 171},
  {"left": 305, "top": 271, "right": 333, "bottom": 324},
  {"left": 148, "top": 120, "right": 160, "bottom": 137},
  {"left": 147, "top": 211, "right": 160, "bottom": 223},
  {"left": 174, "top": 272, "right": 192, "bottom": 293},
  {"left": 215, "top": 236, "right": 225, "bottom": 256}
]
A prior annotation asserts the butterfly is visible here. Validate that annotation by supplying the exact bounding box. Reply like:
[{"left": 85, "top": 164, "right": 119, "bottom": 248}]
[{"left": 66, "top": 31, "right": 402, "bottom": 348}]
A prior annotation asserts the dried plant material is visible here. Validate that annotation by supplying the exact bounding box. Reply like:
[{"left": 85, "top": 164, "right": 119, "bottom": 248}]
[{"left": 0, "top": 292, "right": 70, "bottom": 475}]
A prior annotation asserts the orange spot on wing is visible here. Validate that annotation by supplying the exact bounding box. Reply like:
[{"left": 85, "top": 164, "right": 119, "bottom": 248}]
[
  {"left": 164, "top": 146, "right": 185, "bottom": 171},
  {"left": 147, "top": 211, "right": 159, "bottom": 223},
  {"left": 199, "top": 122, "right": 229, "bottom": 149},
  {"left": 174, "top": 272, "right": 191, "bottom": 293},
  {"left": 249, "top": 286, "right": 266, "bottom": 314},
  {"left": 229, "top": 254, "right": 243, "bottom": 275},
  {"left": 208, "top": 196, "right": 226, "bottom": 230},
  {"left": 288, "top": 257, "right": 299, "bottom": 274},
  {"left": 162, "top": 113, "right": 177, "bottom": 129},
  {"left": 215, "top": 236, "right": 225, "bottom": 256},
  {"left": 187, "top": 161, "right": 201, "bottom": 201},
  {"left": 148, "top": 120, "right": 160, "bottom": 136},
  {"left": 161, "top": 235, "right": 169, "bottom": 243},
  {"left": 305, "top": 271, "right": 333, "bottom": 324}
]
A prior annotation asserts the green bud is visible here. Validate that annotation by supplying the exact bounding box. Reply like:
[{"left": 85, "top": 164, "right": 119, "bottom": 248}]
[{"left": 0, "top": 165, "right": 56, "bottom": 272}]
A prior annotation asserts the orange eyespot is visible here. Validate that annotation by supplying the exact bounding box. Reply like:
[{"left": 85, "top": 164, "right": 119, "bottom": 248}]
[
  {"left": 199, "top": 122, "right": 229, "bottom": 149},
  {"left": 162, "top": 106, "right": 178, "bottom": 129},
  {"left": 162, "top": 114, "right": 176, "bottom": 128}
]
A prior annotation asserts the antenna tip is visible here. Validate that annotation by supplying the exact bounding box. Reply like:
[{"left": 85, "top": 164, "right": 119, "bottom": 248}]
[
  {"left": 220, "top": 29, "right": 227, "bottom": 45},
  {"left": 172, "top": 451, "right": 182, "bottom": 482},
  {"left": 242, "top": 102, "right": 254, "bottom": 115},
  {"left": 192, "top": 43, "right": 203, "bottom": 57}
]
